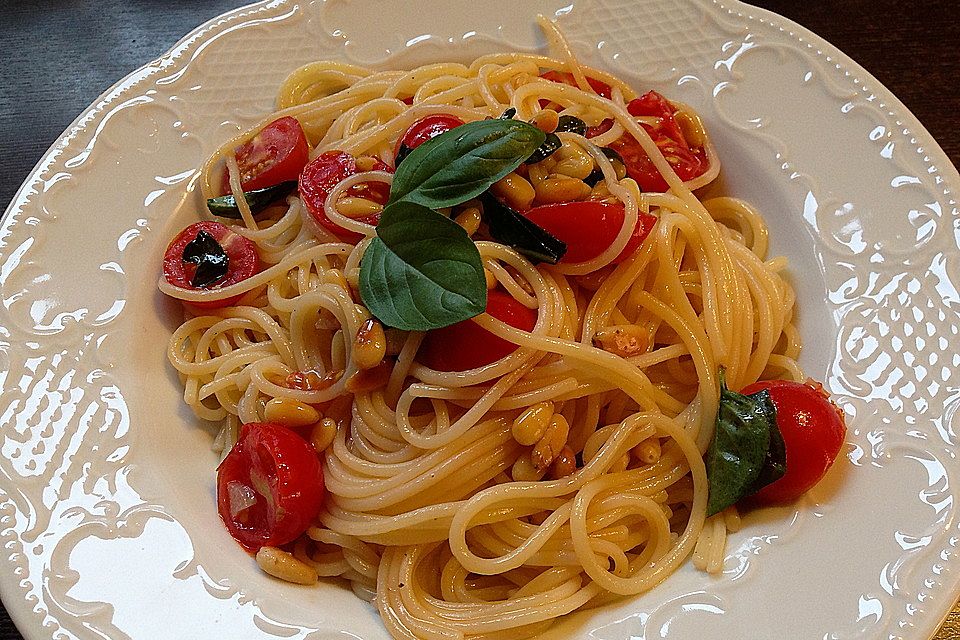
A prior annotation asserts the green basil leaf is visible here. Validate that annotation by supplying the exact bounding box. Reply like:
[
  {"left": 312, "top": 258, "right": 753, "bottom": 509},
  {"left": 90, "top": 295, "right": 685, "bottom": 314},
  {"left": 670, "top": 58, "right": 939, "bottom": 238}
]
[
  {"left": 745, "top": 390, "right": 786, "bottom": 495},
  {"left": 389, "top": 119, "right": 545, "bottom": 210},
  {"left": 359, "top": 201, "right": 486, "bottom": 331},
  {"left": 206, "top": 181, "right": 297, "bottom": 219},
  {"left": 480, "top": 193, "right": 566, "bottom": 264},
  {"left": 705, "top": 371, "right": 778, "bottom": 516}
]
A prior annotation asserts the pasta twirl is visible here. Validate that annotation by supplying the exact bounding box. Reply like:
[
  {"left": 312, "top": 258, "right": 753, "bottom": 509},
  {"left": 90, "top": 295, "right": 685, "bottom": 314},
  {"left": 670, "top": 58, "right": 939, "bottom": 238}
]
[{"left": 160, "top": 22, "right": 804, "bottom": 640}]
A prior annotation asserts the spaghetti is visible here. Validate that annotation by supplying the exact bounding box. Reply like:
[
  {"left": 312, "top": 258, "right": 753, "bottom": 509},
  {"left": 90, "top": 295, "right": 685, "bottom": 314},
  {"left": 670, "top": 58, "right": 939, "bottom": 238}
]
[{"left": 160, "top": 21, "right": 804, "bottom": 640}]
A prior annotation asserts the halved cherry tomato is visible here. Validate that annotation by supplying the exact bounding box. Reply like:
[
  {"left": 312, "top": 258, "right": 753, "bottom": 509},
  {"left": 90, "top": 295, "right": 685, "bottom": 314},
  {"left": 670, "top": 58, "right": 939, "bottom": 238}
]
[
  {"left": 395, "top": 114, "right": 465, "bottom": 161},
  {"left": 299, "top": 151, "right": 391, "bottom": 242},
  {"left": 162, "top": 221, "right": 259, "bottom": 309},
  {"left": 739, "top": 379, "right": 847, "bottom": 505},
  {"left": 418, "top": 291, "right": 537, "bottom": 371},
  {"left": 217, "top": 422, "right": 325, "bottom": 551},
  {"left": 221, "top": 116, "right": 309, "bottom": 193},
  {"left": 626, "top": 91, "right": 688, "bottom": 148},
  {"left": 540, "top": 70, "right": 612, "bottom": 99},
  {"left": 523, "top": 201, "right": 657, "bottom": 264}
]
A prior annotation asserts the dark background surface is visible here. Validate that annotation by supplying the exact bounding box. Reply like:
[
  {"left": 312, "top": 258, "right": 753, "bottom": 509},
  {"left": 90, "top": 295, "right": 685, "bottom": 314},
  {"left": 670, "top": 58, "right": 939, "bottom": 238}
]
[{"left": 0, "top": 1, "right": 957, "bottom": 638}]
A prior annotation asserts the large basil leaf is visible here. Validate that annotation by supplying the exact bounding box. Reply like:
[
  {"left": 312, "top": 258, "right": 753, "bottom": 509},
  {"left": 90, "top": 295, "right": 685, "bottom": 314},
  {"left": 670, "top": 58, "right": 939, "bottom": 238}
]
[
  {"left": 481, "top": 193, "right": 566, "bottom": 264},
  {"left": 705, "top": 372, "right": 780, "bottom": 516},
  {"left": 389, "top": 119, "right": 545, "bottom": 210},
  {"left": 359, "top": 201, "right": 487, "bottom": 331},
  {"left": 745, "top": 393, "right": 786, "bottom": 496}
]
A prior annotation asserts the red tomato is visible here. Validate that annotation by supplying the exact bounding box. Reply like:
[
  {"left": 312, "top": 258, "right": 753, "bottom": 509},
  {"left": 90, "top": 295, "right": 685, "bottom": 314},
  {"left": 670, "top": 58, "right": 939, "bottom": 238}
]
[
  {"left": 739, "top": 379, "right": 847, "bottom": 504},
  {"left": 540, "top": 70, "right": 612, "bottom": 99},
  {"left": 418, "top": 291, "right": 537, "bottom": 371},
  {"left": 299, "top": 151, "right": 391, "bottom": 242},
  {"left": 217, "top": 422, "right": 325, "bottom": 551},
  {"left": 222, "top": 116, "right": 309, "bottom": 193},
  {"left": 626, "top": 91, "right": 688, "bottom": 148},
  {"left": 162, "top": 221, "right": 260, "bottom": 309},
  {"left": 523, "top": 201, "right": 657, "bottom": 264},
  {"left": 395, "top": 114, "right": 465, "bottom": 158}
]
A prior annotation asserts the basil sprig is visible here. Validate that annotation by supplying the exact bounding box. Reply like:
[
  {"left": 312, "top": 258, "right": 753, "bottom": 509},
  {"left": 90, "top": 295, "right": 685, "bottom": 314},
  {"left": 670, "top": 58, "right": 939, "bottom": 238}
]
[
  {"left": 705, "top": 370, "right": 786, "bottom": 515},
  {"left": 206, "top": 181, "right": 297, "bottom": 219},
  {"left": 360, "top": 119, "right": 545, "bottom": 331}
]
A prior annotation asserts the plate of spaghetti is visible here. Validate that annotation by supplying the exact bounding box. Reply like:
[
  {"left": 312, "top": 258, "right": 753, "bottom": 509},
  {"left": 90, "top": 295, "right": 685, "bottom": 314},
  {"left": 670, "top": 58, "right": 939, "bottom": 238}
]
[{"left": 2, "top": 2, "right": 959, "bottom": 640}]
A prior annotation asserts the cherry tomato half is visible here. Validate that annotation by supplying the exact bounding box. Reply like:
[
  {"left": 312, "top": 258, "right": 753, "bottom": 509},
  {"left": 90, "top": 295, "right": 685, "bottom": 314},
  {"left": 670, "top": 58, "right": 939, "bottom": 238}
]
[
  {"left": 217, "top": 422, "right": 325, "bottom": 551},
  {"left": 739, "top": 379, "right": 847, "bottom": 505},
  {"left": 396, "top": 114, "right": 465, "bottom": 158},
  {"left": 222, "top": 116, "right": 310, "bottom": 193},
  {"left": 162, "top": 221, "right": 260, "bottom": 309},
  {"left": 299, "top": 151, "right": 391, "bottom": 242},
  {"left": 523, "top": 201, "right": 657, "bottom": 264},
  {"left": 418, "top": 290, "right": 537, "bottom": 371}
]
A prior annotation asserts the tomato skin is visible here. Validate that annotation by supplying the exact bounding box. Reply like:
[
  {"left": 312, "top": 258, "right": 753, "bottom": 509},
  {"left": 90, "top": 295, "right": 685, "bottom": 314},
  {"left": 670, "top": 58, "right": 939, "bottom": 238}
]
[
  {"left": 299, "top": 151, "right": 391, "bottom": 242},
  {"left": 540, "top": 70, "right": 612, "bottom": 99},
  {"left": 217, "top": 422, "right": 325, "bottom": 552},
  {"left": 739, "top": 379, "right": 847, "bottom": 504},
  {"left": 222, "top": 116, "right": 309, "bottom": 193},
  {"left": 162, "top": 221, "right": 260, "bottom": 309},
  {"left": 418, "top": 291, "right": 537, "bottom": 371},
  {"left": 522, "top": 201, "right": 657, "bottom": 264},
  {"left": 396, "top": 114, "right": 465, "bottom": 157}
]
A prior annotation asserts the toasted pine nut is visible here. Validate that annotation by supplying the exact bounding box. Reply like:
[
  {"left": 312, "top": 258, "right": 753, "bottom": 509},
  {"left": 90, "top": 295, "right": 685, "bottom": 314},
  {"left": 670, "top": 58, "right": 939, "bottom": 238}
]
[
  {"left": 592, "top": 325, "right": 649, "bottom": 358},
  {"left": 490, "top": 172, "right": 535, "bottom": 211},
  {"left": 455, "top": 207, "right": 482, "bottom": 236},
  {"left": 588, "top": 179, "right": 618, "bottom": 204},
  {"left": 353, "top": 318, "right": 386, "bottom": 370},
  {"left": 534, "top": 176, "right": 591, "bottom": 205},
  {"left": 632, "top": 437, "right": 661, "bottom": 465},
  {"left": 526, "top": 158, "right": 555, "bottom": 188},
  {"left": 675, "top": 110, "right": 706, "bottom": 149},
  {"left": 286, "top": 369, "right": 343, "bottom": 391},
  {"left": 346, "top": 360, "right": 391, "bottom": 393},
  {"left": 530, "top": 109, "right": 559, "bottom": 133},
  {"left": 256, "top": 546, "right": 318, "bottom": 585},
  {"left": 532, "top": 414, "right": 570, "bottom": 472},
  {"left": 355, "top": 155, "right": 378, "bottom": 172},
  {"left": 511, "top": 401, "right": 555, "bottom": 446},
  {"left": 264, "top": 397, "right": 321, "bottom": 427},
  {"left": 311, "top": 417, "right": 338, "bottom": 452},
  {"left": 338, "top": 196, "right": 383, "bottom": 219},
  {"left": 512, "top": 454, "right": 546, "bottom": 482},
  {"left": 483, "top": 268, "right": 497, "bottom": 290},
  {"left": 553, "top": 143, "right": 595, "bottom": 180},
  {"left": 549, "top": 445, "right": 577, "bottom": 479}
]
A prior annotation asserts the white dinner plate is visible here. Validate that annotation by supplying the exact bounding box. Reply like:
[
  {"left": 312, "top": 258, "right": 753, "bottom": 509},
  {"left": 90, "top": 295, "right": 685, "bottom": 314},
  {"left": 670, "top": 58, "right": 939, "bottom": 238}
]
[{"left": 2, "top": 1, "right": 959, "bottom": 638}]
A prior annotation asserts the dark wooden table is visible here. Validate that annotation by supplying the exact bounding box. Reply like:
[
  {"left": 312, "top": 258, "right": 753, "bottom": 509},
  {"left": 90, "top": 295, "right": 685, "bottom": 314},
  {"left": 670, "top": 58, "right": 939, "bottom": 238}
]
[{"left": 0, "top": 1, "right": 957, "bottom": 638}]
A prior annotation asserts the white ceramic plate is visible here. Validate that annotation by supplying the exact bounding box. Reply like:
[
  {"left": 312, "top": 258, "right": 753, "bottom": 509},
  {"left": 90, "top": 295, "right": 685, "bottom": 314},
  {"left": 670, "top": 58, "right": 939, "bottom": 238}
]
[{"left": 2, "top": 1, "right": 959, "bottom": 638}]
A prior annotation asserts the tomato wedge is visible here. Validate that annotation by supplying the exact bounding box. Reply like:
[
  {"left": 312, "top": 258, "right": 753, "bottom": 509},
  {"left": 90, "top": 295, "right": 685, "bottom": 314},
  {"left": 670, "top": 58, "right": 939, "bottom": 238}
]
[
  {"left": 396, "top": 114, "right": 465, "bottom": 158},
  {"left": 739, "top": 379, "right": 847, "bottom": 505},
  {"left": 217, "top": 422, "right": 325, "bottom": 551},
  {"left": 540, "top": 70, "right": 612, "bottom": 99},
  {"left": 222, "top": 116, "right": 310, "bottom": 194},
  {"left": 162, "top": 221, "right": 260, "bottom": 309},
  {"left": 419, "top": 291, "right": 537, "bottom": 371},
  {"left": 523, "top": 201, "right": 657, "bottom": 264},
  {"left": 299, "top": 151, "right": 391, "bottom": 242}
]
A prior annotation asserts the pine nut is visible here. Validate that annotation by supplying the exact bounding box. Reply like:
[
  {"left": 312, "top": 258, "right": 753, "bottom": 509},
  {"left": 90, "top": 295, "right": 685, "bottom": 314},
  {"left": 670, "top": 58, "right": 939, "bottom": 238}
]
[
  {"left": 353, "top": 318, "right": 386, "bottom": 370},
  {"left": 345, "top": 360, "right": 391, "bottom": 393},
  {"left": 511, "top": 401, "right": 555, "bottom": 446},
  {"left": 337, "top": 196, "right": 383, "bottom": 219},
  {"left": 455, "top": 207, "right": 482, "bottom": 236},
  {"left": 592, "top": 325, "right": 649, "bottom": 358},
  {"left": 675, "top": 110, "right": 706, "bottom": 149},
  {"left": 490, "top": 172, "right": 535, "bottom": 211},
  {"left": 526, "top": 159, "right": 554, "bottom": 188},
  {"left": 534, "top": 176, "right": 591, "bottom": 205},
  {"left": 632, "top": 437, "right": 661, "bottom": 465},
  {"left": 264, "top": 397, "right": 321, "bottom": 427},
  {"left": 484, "top": 268, "right": 497, "bottom": 290},
  {"left": 553, "top": 144, "right": 595, "bottom": 180},
  {"left": 311, "top": 417, "right": 338, "bottom": 452},
  {"left": 512, "top": 454, "right": 546, "bottom": 482},
  {"left": 355, "top": 155, "right": 378, "bottom": 172},
  {"left": 530, "top": 109, "right": 560, "bottom": 133},
  {"left": 256, "top": 546, "right": 319, "bottom": 585},
  {"left": 588, "top": 180, "right": 618, "bottom": 204},
  {"left": 532, "top": 414, "right": 570, "bottom": 472},
  {"left": 286, "top": 369, "right": 343, "bottom": 391},
  {"left": 549, "top": 445, "right": 577, "bottom": 479},
  {"left": 609, "top": 453, "right": 630, "bottom": 473}
]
